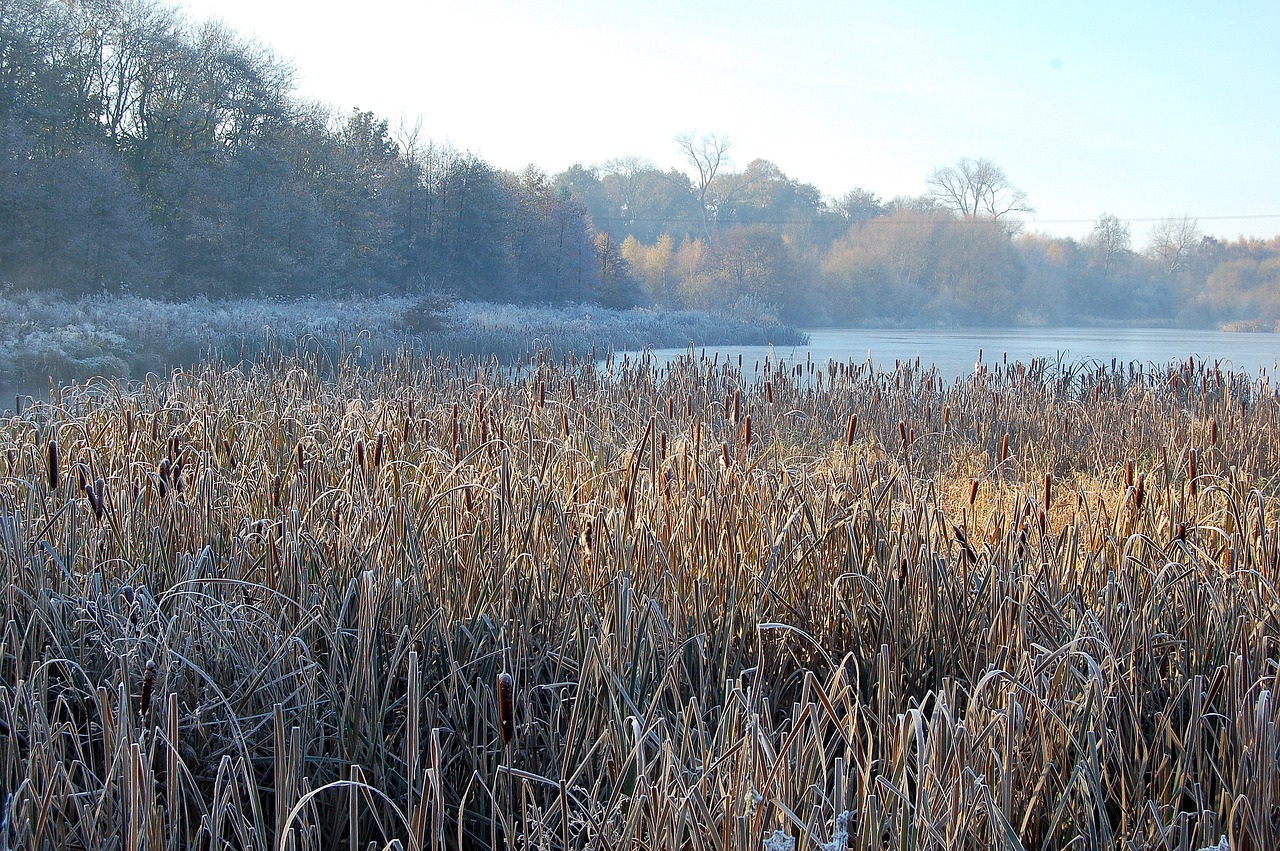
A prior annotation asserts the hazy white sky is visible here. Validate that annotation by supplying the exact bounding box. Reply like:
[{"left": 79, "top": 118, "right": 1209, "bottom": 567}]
[{"left": 177, "top": 0, "right": 1279, "bottom": 241}]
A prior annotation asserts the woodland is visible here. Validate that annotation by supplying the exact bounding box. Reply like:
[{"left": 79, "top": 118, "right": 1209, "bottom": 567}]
[{"left": 3, "top": 0, "right": 1279, "bottom": 329}]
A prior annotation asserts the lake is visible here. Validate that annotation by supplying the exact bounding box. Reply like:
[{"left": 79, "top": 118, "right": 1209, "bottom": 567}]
[{"left": 622, "top": 327, "right": 1280, "bottom": 382}]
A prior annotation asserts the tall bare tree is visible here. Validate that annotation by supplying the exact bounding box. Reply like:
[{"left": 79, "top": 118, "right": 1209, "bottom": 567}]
[
  {"left": 926, "top": 157, "right": 1033, "bottom": 225},
  {"left": 1087, "top": 213, "right": 1132, "bottom": 272},
  {"left": 675, "top": 131, "right": 730, "bottom": 238},
  {"left": 1145, "top": 214, "right": 1202, "bottom": 274}
]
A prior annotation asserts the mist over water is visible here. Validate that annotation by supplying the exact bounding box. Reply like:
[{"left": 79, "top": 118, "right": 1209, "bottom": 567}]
[{"left": 626, "top": 327, "right": 1280, "bottom": 382}]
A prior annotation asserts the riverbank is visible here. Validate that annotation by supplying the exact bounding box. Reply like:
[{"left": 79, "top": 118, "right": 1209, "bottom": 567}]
[{"left": 0, "top": 292, "right": 807, "bottom": 402}]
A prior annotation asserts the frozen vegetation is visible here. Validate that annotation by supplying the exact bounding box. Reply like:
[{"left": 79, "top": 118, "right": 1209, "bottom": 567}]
[{"left": 0, "top": 292, "right": 806, "bottom": 396}]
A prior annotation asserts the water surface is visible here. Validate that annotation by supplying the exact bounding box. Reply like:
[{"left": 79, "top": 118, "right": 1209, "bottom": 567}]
[{"left": 625, "top": 327, "right": 1280, "bottom": 382}]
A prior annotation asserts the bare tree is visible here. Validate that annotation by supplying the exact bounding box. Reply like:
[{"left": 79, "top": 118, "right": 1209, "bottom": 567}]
[
  {"left": 1087, "top": 213, "right": 1132, "bottom": 272},
  {"left": 1145, "top": 214, "right": 1202, "bottom": 274},
  {"left": 926, "top": 157, "right": 1034, "bottom": 225},
  {"left": 675, "top": 131, "right": 731, "bottom": 237}
]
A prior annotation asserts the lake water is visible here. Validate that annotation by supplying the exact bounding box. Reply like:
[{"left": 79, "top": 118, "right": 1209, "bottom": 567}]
[{"left": 624, "top": 327, "right": 1280, "bottom": 382}]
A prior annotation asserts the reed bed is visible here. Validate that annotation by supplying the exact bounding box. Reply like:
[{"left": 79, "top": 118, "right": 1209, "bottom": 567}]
[{"left": 0, "top": 348, "right": 1277, "bottom": 850}]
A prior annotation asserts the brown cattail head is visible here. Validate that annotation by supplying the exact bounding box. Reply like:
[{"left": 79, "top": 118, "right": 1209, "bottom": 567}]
[
  {"left": 89, "top": 478, "right": 105, "bottom": 519},
  {"left": 355, "top": 439, "right": 365, "bottom": 471},
  {"left": 139, "top": 659, "right": 157, "bottom": 717},
  {"left": 1208, "top": 418, "right": 1218, "bottom": 446},
  {"left": 1188, "top": 448, "right": 1198, "bottom": 496},
  {"left": 47, "top": 439, "right": 60, "bottom": 490},
  {"left": 969, "top": 478, "right": 980, "bottom": 506},
  {"left": 1044, "top": 472, "right": 1052, "bottom": 510},
  {"left": 1124, "top": 459, "right": 1134, "bottom": 488},
  {"left": 846, "top": 414, "right": 857, "bottom": 447},
  {"left": 898, "top": 420, "right": 907, "bottom": 445},
  {"left": 942, "top": 406, "right": 951, "bottom": 428},
  {"left": 999, "top": 433, "right": 1010, "bottom": 464},
  {"left": 741, "top": 414, "right": 752, "bottom": 450},
  {"left": 497, "top": 671, "right": 515, "bottom": 746}
]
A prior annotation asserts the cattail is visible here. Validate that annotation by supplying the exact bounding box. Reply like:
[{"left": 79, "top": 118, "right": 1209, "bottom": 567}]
[
  {"left": 47, "top": 439, "right": 60, "bottom": 490},
  {"left": 969, "top": 478, "right": 980, "bottom": 506},
  {"left": 1124, "top": 459, "right": 1134, "bottom": 488},
  {"left": 374, "top": 432, "right": 385, "bottom": 469},
  {"left": 722, "top": 442, "right": 731, "bottom": 469},
  {"left": 1208, "top": 418, "right": 1218, "bottom": 446},
  {"left": 732, "top": 390, "right": 741, "bottom": 425},
  {"left": 355, "top": 439, "right": 365, "bottom": 470},
  {"left": 999, "top": 433, "right": 1009, "bottom": 464},
  {"left": 765, "top": 380, "right": 773, "bottom": 404},
  {"left": 138, "top": 659, "right": 157, "bottom": 717},
  {"left": 741, "top": 414, "right": 752, "bottom": 450},
  {"left": 497, "top": 672, "right": 516, "bottom": 746},
  {"left": 898, "top": 420, "right": 907, "bottom": 445},
  {"left": 1043, "top": 472, "right": 1052, "bottom": 510},
  {"left": 942, "top": 406, "right": 950, "bottom": 428},
  {"left": 1134, "top": 472, "right": 1146, "bottom": 508},
  {"left": 1188, "top": 448, "right": 1198, "bottom": 496},
  {"left": 296, "top": 442, "right": 304, "bottom": 471},
  {"left": 86, "top": 478, "right": 105, "bottom": 519},
  {"left": 846, "top": 414, "right": 857, "bottom": 447}
]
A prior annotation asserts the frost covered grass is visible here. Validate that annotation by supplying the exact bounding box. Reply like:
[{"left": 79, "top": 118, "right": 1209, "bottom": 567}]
[
  {"left": 0, "top": 291, "right": 807, "bottom": 398},
  {"left": 0, "top": 350, "right": 1278, "bottom": 849}
]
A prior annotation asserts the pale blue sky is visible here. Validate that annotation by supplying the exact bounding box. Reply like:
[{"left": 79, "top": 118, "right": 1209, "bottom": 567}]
[{"left": 178, "top": 0, "right": 1280, "bottom": 241}]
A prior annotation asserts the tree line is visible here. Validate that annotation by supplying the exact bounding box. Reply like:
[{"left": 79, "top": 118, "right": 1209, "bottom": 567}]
[{"left": 3, "top": 0, "right": 1278, "bottom": 329}]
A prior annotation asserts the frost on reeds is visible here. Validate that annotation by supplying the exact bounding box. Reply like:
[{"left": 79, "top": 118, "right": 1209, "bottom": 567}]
[{"left": 0, "top": 349, "right": 1277, "bottom": 849}]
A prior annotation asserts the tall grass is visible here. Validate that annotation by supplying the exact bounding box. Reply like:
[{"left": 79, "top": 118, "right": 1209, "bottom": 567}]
[{"left": 0, "top": 348, "right": 1276, "bottom": 849}]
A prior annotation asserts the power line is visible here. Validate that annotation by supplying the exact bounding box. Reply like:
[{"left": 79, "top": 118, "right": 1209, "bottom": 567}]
[{"left": 586, "top": 212, "right": 1280, "bottom": 228}]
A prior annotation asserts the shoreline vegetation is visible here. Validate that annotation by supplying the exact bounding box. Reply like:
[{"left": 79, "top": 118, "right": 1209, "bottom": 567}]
[
  {"left": 1, "top": 347, "right": 1276, "bottom": 848},
  {"left": 0, "top": 293, "right": 808, "bottom": 400}
]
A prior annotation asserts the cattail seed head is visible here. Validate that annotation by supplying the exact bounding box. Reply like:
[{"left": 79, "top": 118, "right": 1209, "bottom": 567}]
[
  {"left": 1044, "top": 472, "right": 1052, "bottom": 510},
  {"left": 846, "top": 414, "right": 857, "bottom": 447},
  {"left": 497, "top": 671, "right": 516, "bottom": 746},
  {"left": 969, "top": 478, "right": 980, "bottom": 506},
  {"left": 47, "top": 439, "right": 60, "bottom": 490},
  {"left": 1124, "top": 459, "right": 1134, "bottom": 488},
  {"left": 139, "top": 659, "right": 157, "bottom": 717},
  {"left": 999, "top": 433, "right": 1010, "bottom": 464},
  {"left": 1208, "top": 418, "right": 1218, "bottom": 446}
]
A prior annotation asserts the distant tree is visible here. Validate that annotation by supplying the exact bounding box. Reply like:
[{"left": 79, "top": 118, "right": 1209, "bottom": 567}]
[
  {"left": 1086, "top": 213, "right": 1132, "bottom": 273},
  {"left": 674, "top": 131, "right": 731, "bottom": 238},
  {"left": 1145, "top": 214, "right": 1202, "bottom": 275},
  {"left": 833, "top": 188, "right": 884, "bottom": 223},
  {"left": 926, "top": 157, "right": 1033, "bottom": 226}
]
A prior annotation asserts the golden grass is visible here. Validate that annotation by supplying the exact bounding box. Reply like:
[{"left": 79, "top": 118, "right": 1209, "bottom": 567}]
[{"left": 0, "top": 349, "right": 1278, "bottom": 849}]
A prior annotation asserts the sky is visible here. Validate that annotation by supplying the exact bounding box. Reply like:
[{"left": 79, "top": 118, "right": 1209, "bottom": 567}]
[{"left": 176, "top": 0, "right": 1280, "bottom": 242}]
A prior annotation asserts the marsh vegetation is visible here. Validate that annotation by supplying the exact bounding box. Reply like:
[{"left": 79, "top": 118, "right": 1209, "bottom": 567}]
[{"left": 1, "top": 349, "right": 1277, "bottom": 849}]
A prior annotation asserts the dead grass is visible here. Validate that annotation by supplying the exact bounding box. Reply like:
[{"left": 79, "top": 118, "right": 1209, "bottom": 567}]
[{"left": 0, "top": 349, "right": 1277, "bottom": 849}]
